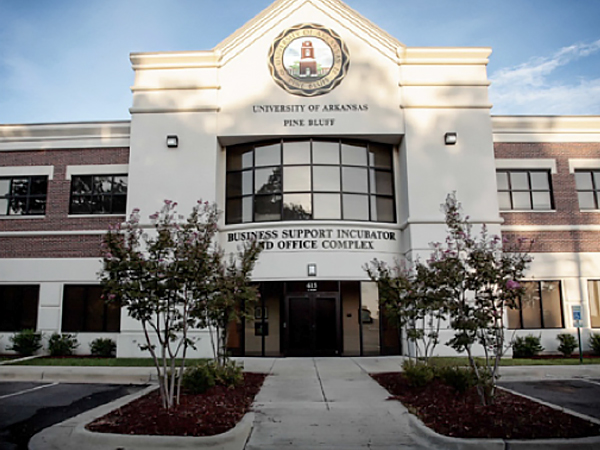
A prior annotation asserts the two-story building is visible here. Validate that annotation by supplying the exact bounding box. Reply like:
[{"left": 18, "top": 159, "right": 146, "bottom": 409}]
[{"left": 2, "top": 0, "right": 600, "bottom": 357}]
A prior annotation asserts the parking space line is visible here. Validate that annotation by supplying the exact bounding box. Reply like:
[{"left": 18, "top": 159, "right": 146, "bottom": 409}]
[
  {"left": 0, "top": 382, "right": 59, "bottom": 400},
  {"left": 581, "top": 378, "right": 600, "bottom": 387}
]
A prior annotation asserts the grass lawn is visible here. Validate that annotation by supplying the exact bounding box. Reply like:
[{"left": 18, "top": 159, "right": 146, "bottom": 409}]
[
  {"left": 7, "top": 357, "right": 208, "bottom": 367},
  {"left": 428, "top": 356, "right": 600, "bottom": 367}
]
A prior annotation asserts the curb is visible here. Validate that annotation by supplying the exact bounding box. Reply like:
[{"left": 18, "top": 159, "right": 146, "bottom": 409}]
[
  {"left": 407, "top": 411, "right": 600, "bottom": 450},
  {"left": 29, "top": 384, "right": 255, "bottom": 450},
  {"left": 0, "top": 355, "right": 42, "bottom": 365},
  {"left": 0, "top": 366, "right": 153, "bottom": 384},
  {"left": 498, "top": 385, "right": 600, "bottom": 426}
]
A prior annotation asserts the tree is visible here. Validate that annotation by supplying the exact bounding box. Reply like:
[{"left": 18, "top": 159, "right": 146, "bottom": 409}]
[
  {"left": 365, "top": 259, "right": 447, "bottom": 364},
  {"left": 366, "top": 193, "right": 532, "bottom": 406},
  {"left": 435, "top": 193, "right": 532, "bottom": 405},
  {"left": 99, "top": 200, "right": 262, "bottom": 409}
]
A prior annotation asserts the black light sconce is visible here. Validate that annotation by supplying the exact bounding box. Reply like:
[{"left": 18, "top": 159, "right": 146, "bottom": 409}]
[
  {"left": 166, "top": 135, "right": 179, "bottom": 148},
  {"left": 444, "top": 132, "right": 457, "bottom": 145},
  {"left": 307, "top": 263, "right": 317, "bottom": 277}
]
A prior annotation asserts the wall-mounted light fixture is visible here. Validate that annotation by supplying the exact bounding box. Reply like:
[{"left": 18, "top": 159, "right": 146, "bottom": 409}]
[
  {"left": 307, "top": 263, "right": 317, "bottom": 277},
  {"left": 166, "top": 135, "right": 179, "bottom": 148},
  {"left": 444, "top": 132, "right": 457, "bottom": 145}
]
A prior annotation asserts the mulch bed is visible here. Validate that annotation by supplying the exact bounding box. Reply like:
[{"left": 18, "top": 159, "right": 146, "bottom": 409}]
[
  {"left": 87, "top": 372, "right": 266, "bottom": 437},
  {"left": 372, "top": 372, "right": 600, "bottom": 440}
]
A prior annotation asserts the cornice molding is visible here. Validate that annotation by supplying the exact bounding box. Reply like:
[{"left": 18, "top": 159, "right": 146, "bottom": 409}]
[
  {"left": 128, "top": 106, "right": 220, "bottom": 114},
  {"left": 0, "top": 122, "right": 130, "bottom": 150},
  {"left": 399, "top": 47, "right": 492, "bottom": 65}
]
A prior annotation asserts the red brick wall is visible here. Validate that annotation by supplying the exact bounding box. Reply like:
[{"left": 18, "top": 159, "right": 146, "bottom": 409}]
[
  {"left": 0, "top": 235, "right": 104, "bottom": 258},
  {"left": 495, "top": 142, "right": 600, "bottom": 252},
  {"left": 0, "top": 147, "right": 128, "bottom": 258}
]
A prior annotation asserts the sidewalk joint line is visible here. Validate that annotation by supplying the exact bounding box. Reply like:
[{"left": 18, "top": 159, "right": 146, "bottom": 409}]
[
  {"left": 0, "top": 381, "right": 59, "bottom": 400},
  {"left": 312, "top": 358, "right": 330, "bottom": 411}
]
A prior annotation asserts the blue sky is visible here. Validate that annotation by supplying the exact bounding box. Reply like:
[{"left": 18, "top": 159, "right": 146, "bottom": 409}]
[{"left": 1, "top": 0, "right": 599, "bottom": 124}]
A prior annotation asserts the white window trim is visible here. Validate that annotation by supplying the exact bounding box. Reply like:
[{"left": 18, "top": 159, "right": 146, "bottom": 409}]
[
  {"left": 0, "top": 166, "right": 54, "bottom": 180},
  {"left": 66, "top": 164, "right": 129, "bottom": 180},
  {"left": 495, "top": 159, "right": 557, "bottom": 174},
  {"left": 568, "top": 159, "right": 600, "bottom": 174}
]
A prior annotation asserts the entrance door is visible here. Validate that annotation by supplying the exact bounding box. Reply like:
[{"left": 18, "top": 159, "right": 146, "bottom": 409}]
[{"left": 285, "top": 293, "right": 340, "bottom": 356}]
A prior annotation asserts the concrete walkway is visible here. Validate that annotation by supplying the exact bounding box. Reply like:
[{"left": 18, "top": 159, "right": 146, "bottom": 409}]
[{"left": 238, "top": 357, "right": 422, "bottom": 450}]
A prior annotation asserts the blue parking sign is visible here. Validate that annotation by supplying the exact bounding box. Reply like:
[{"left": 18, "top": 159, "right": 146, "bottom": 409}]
[{"left": 572, "top": 305, "right": 582, "bottom": 327}]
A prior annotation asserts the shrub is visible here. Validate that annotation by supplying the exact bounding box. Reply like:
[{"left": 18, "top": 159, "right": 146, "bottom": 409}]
[
  {"left": 181, "top": 363, "right": 216, "bottom": 394},
  {"left": 436, "top": 366, "right": 477, "bottom": 393},
  {"left": 89, "top": 338, "right": 117, "bottom": 357},
  {"left": 8, "top": 329, "right": 42, "bottom": 356},
  {"left": 212, "top": 359, "right": 244, "bottom": 388},
  {"left": 556, "top": 333, "right": 578, "bottom": 357},
  {"left": 181, "top": 360, "right": 245, "bottom": 394},
  {"left": 401, "top": 359, "right": 435, "bottom": 387},
  {"left": 512, "top": 334, "right": 544, "bottom": 358},
  {"left": 590, "top": 333, "right": 600, "bottom": 356},
  {"left": 48, "top": 333, "right": 79, "bottom": 356}
]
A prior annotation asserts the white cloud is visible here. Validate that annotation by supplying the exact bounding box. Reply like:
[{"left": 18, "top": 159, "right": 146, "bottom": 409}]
[{"left": 490, "top": 40, "right": 600, "bottom": 115}]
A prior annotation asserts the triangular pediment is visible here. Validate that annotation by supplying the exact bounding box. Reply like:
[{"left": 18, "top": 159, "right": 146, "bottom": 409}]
[{"left": 214, "top": 0, "right": 404, "bottom": 65}]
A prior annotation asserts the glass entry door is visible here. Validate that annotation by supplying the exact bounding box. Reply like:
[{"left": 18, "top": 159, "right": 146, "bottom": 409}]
[{"left": 285, "top": 292, "right": 340, "bottom": 356}]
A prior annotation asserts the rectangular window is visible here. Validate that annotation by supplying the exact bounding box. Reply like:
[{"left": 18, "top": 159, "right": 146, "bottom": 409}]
[
  {"left": 575, "top": 170, "right": 600, "bottom": 210},
  {"left": 62, "top": 285, "right": 121, "bottom": 332},
  {"left": 0, "top": 176, "right": 48, "bottom": 216},
  {"left": 507, "top": 281, "right": 564, "bottom": 329},
  {"left": 69, "top": 175, "right": 127, "bottom": 214},
  {"left": 588, "top": 280, "right": 600, "bottom": 328},
  {"left": 226, "top": 139, "right": 395, "bottom": 224},
  {"left": 0, "top": 285, "right": 39, "bottom": 331},
  {"left": 496, "top": 170, "right": 553, "bottom": 211}
]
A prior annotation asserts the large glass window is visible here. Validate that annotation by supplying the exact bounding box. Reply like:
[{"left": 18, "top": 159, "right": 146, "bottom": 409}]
[
  {"left": 62, "top": 285, "right": 121, "bottom": 332},
  {"left": 70, "top": 174, "right": 127, "bottom": 214},
  {"left": 507, "top": 281, "right": 564, "bottom": 329},
  {"left": 226, "top": 139, "right": 395, "bottom": 224},
  {"left": 575, "top": 170, "right": 600, "bottom": 210},
  {"left": 588, "top": 280, "right": 600, "bottom": 328},
  {"left": 0, "top": 176, "right": 48, "bottom": 216},
  {"left": 0, "top": 285, "right": 39, "bottom": 331},
  {"left": 497, "top": 170, "right": 553, "bottom": 211}
]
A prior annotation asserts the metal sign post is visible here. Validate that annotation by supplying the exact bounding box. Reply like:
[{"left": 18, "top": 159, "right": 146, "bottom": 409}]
[{"left": 572, "top": 305, "right": 583, "bottom": 364}]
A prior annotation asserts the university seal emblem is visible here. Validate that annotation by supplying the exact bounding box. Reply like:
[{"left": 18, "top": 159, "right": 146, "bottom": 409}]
[{"left": 268, "top": 23, "right": 350, "bottom": 97}]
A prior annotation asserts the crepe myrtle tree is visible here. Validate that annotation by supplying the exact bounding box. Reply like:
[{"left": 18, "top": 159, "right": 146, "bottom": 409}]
[
  {"left": 99, "top": 199, "right": 262, "bottom": 409},
  {"left": 365, "top": 259, "right": 447, "bottom": 364},
  {"left": 194, "top": 244, "right": 262, "bottom": 367},
  {"left": 434, "top": 193, "right": 532, "bottom": 405},
  {"left": 366, "top": 193, "right": 532, "bottom": 406}
]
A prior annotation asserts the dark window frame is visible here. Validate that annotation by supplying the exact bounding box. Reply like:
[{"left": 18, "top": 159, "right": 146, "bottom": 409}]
[
  {"left": 508, "top": 280, "right": 565, "bottom": 329},
  {"left": 225, "top": 139, "right": 396, "bottom": 224},
  {"left": 0, "top": 176, "right": 48, "bottom": 216},
  {"left": 0, "top": 285, "right": 40, "bottom": 332},
  {"left": 574, "top": 170, "right": 600, "bottom": 210},
  {"left": 61, "top": 285, "right": 121, "bottom": 332},
  {"left": 69, "top": 174, "right": 128, "bottom": 215},
  {"left": 497, "top": 169, "right": 554, "bottom": 211}
]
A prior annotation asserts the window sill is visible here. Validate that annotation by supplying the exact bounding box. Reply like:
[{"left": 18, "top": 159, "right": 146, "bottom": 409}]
[
  {"left": 500, "top": 210, "right": 555, "bottom": 213},
  {"left": 222, "top": 220, "right": 400, "bottom": 231},
  {"left": 0, "top": 215, "right": 46, "bottom": 220},
  {"left": 67, "top": 214, "right": 126, "bottom": 218}
]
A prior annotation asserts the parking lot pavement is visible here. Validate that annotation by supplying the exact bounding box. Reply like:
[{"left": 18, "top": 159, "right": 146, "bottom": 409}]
[
  {"left": 0, "top": 381, "right": 143, "bottom": 450},
  {"left": 499, "top": 379, "right": 600, "bottom": 420}
]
